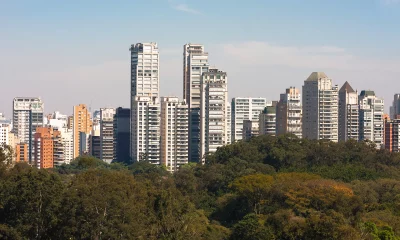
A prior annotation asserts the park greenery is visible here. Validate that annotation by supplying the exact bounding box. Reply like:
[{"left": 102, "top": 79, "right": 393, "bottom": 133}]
[{"left": 1, "top": 134, "right": 400, "bottom": 239}]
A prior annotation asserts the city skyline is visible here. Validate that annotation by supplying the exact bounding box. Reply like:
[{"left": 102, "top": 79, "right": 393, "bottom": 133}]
[{"left": 1, "top": 0, "right": 400, "bottom": 117}]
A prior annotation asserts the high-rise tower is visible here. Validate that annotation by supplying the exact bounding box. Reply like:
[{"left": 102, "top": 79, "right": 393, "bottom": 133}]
[
  {"left": 200, "top": 69, "right": 230, "bottom": 163},
  {"left": 100, "top": 108, "right": 116, "bottom": 164},
  {"left": 13, "top": 97, "right": 44, "bottom": 162},
  {"left": 183, "top": 44, "right": 210, "bottom": 163},
  {"left": 73, "top": 104, "right": 92, "bottom": 158},
  {"left": 302, "top": 72, "right": 338, "bottom": 142},
  {"left": 130, "top": 43, "right": 160, "bottom": 163},
  {"left": 359, "top": 90, "right": 384, "bottom": 148},
  {"left": 338, "top": 82, "right": 359, "bottom": 141},
  {"left": 160, "top": 97, "right": 189, "bottom": 172}
]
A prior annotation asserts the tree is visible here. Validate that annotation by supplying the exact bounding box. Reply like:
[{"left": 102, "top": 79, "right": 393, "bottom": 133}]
[
  {"left": 0, "top": 168, "right": 64, "bottom": 239},
  {"left": 231, "top": 174, "right": 274, "bottom": 214},
  {"left": 230, "top": 214, "right": 274, "bottom": 240}
]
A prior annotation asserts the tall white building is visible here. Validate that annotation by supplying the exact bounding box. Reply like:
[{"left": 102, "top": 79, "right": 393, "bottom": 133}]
[
  {"left": 302, "top": 72, "right": 338, "bottom": 142},
  {"left": 13, "top": 97, "right": 44, "bottom": 161},
  {"left": 231, "top": 97, "right": 268, "bottom": 142},
  {"left": 131, "top": 96, "right": 160, "bottom": 164},
  {"left": 276, "top": 87, "right": 302, "bottom": 138},
  {"left": 61, "top": 129, "right": 73, "bottom": 165},
  {"left": 338, "top": 82, "right": 359, "bottom": 141},
  {"left": 160, "top": 97, "right": 189, "bottom": 172},
  {"left": 130, "top": 43, "right": 160, "bottom": 163},
  {"left": 359, "top": 90, "right": 384, "bottom": 148},
  {"left": 183, "top": 44, "right": 209, "bottom": 108},
  {"left": 130, "top": 43, "right": 159, "bottom": 98},
  {"left": 200, "top": 69, "right": 230, "bottom": 162},
  {"left": 100, "top": 108, "right": 116, "bottom": 164},
  {"left": 183, "top": 44, "right": 210, "bottom": 163}
]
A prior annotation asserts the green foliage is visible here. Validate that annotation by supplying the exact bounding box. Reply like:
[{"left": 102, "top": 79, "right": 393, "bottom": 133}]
[
  {"left": 230, "top": 214, "right": 274, "bottom": 240},
  {"left": 2, "top": 135, "right": 400, "bottom": 239}
]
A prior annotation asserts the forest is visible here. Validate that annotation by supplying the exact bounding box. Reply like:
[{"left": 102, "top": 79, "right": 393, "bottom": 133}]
[{"left": 1, "top": 134, "right": 400, "bottom": 239}]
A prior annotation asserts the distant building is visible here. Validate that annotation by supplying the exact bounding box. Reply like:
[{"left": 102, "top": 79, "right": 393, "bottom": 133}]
[
  {"left": 131, "top": 96, "right": 161, "bottom": 164},
  {"left": 242, "top": 120, "right": 259, "bottom": 140},
  {"left": 391, "top": 94, "right": 400, "bottom": 120},
  {"left": 385, "top": 117, "right": 400, "bottom": 152},
  {"left": 200, "top": 68, "right": 230, "bottom": 162},
  {"left": 231, "top": 97, "right": 268, "bottom": 142},
  {"left": 13, "top": 97, "right": 44, "bottom": 162},
  {"left": 183, "top": 44, "right": 210, "bottom": 163},
  {"left": 160, "top": 97, "right": 189, "bottom": 172},
  {"left": 359, "top": 90, "right": 384, "bottom": 148},
  {"left": 0, "top": 122, "right": 10, "bottom": 146},
  {"left": 302, "top": 72, "right": 338, "bottom": 141},
  {"left": 338, "top": 82, "right": 359, "bottom": 141},
  {"left": 34, "top": 126, "right": 62, "bottom": 169},
  {"left": 89, "top": 135, "right": 101, "bottom": 159},
  {"left": 47, "top": 111, "right": 73, "bottom": 165},
  {"left": 113, "top": 108, "right": 130, "bottom": 164},
  {"left": 100, "top": 108, "right": 115, "bottom": 164},
  {"left": 259, "top": 102, "right": 277, "bottom": 136},
  {"left": 130, "top": 43, "right": 160, "bottom": 164},
  {"left": 16, "top": 143, "right": 28, "bottom": 163},
  {"left": 276, "top": 87, "right": 302, "bottom": 138},
  {"left": 73, "top": 104, "right": 93, "bottom": 159}
]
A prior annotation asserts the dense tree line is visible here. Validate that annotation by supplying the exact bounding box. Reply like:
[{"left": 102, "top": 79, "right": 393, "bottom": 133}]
[{"left": 1, "top": 135, "right": 400, "bottom": 239}]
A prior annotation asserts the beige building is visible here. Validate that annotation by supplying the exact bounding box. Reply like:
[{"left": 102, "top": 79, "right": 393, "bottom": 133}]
[
  {"left": 160, "top": 97, "right": 189, "bottom": 172},
  {"left": 276, "top": 87, "right": 302, "bottom": 138},
  {"left": 200, "top": 69, "right": 230, "bottom": 162},
  {"left": 302, "top": 72, "right": 338, "bottom": 142},
  {"left": 73, "top": 104, "right": 93, "bottom": 159}
]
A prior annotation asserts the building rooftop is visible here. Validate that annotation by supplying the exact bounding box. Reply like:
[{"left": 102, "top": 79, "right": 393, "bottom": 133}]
[
  {"left": 339, "top": 81, "right": 355, "bottom": 93},
  {"left": 262, "top": 106, "right": 276, "bottom": 114},
  {"left": 305, "top": 72, "right": 328, "bottom": 81},
  {"left": 360, "top": 90, "right": 376, "bottom": 97}
]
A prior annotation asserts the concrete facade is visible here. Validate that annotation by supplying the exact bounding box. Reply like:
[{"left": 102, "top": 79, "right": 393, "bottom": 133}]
[
  {"left": 338, "top": 82, "right": 359, "bottom": 141},
  {"left": 200, "top": 69, "right": 230, "bottom": 162},
  {"left": 302, "top": 72, "right": 338, "bottom": 142},
  {"left": 160, "top": 97, "right": 189, "bottom": 172},
  {"left": 276, "top": 87, "right": 302, "bottom": 138},
  {"left": 231, "top": 97, "right": 268, "bottom": 142}
]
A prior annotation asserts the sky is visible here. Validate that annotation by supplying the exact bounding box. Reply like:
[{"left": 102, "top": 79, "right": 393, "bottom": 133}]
[{"left": 1, "top": 0, "right": 400, "bottom": 117}]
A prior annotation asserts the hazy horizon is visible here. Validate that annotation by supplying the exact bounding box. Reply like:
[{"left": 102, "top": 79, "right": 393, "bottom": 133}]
[{"left": 1, "top": 0, "right": 400, "bottom": 117}]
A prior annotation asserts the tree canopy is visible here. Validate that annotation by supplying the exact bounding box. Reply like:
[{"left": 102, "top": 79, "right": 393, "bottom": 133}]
[{"left": 1, "top": 135, "right": 400, "bottom": 239}]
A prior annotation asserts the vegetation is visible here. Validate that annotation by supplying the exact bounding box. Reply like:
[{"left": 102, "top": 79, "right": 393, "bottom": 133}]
[{"left": 1, "top": 134, "right": 400, "bottom": 239}]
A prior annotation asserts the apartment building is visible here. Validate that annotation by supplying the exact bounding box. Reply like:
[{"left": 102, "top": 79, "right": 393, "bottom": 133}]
[
  {"left": 183, "top": 44, "right": 210, "bottom": 163},
  {"left": 338, "top": 82, "right": 359, "bottom": 141},
  {"left": 359, "top": 90, "right": 384, "bottom": 148},
  {"left": 231, "top": 97, "right": 268, "bottom": 142},
  {"left": 302, "top": 72, "right": 338, "bottom": 141},
  {"left": 200, "top": 69, "right": 230, "bottom": 162},
  {"left": 259, "top": 102, "right": 277, "bottom": 136},
  {"left": 276, "top": 87, "right": 302, "bottom": 138},
  {"left": 13, "top": 97, "right": 44, "bottom": 162},
  {"left": 160, "top": 97, "right": 189, "bottom": 172},
  {"left": 73, "top": 104, "right": 92, "bottom": 158}
]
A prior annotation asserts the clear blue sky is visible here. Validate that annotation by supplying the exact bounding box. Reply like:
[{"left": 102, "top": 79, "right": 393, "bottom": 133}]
[{"left": 1, "top": 0, "right": 399, "bottom": 116}]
